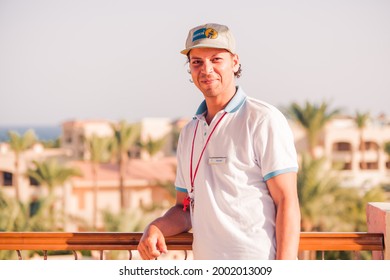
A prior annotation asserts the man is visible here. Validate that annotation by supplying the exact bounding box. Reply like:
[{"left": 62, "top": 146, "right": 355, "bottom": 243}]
[{"left": 137, "top": 23, "right": 300, "bottom": 260}]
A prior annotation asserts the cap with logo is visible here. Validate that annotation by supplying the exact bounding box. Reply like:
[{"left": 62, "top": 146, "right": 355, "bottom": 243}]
[{"left": 180, "top": 23, "right": 236, "bottom": 55}]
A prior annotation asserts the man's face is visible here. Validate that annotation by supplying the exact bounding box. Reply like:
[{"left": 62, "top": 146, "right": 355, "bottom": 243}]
[{"left": 188, "top": 48, "right": 239, "bottom": 98}]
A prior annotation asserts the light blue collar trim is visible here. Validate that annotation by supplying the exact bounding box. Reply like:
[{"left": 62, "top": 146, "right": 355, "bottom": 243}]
[{"left": 194, "top": 86, "right": 247, "bottom": 116}]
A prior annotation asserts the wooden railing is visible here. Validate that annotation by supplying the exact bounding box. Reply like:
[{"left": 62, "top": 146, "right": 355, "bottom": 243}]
[{"left": 0, "top": 232, "right": 385, "bottom": 260}]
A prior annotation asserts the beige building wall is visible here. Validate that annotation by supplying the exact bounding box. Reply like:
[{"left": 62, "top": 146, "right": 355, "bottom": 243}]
[
  {"left": 139, "top": 118, "right": 174, "bottom": 159},
  {"left": 291, "top": 116, "right": 390, "bottom": 188},
  {"left": 0, "top": 142, "right": 70, "bottom": 202},
  {"left": 61, "top": 120, "right": 114, "bottom": 160}
]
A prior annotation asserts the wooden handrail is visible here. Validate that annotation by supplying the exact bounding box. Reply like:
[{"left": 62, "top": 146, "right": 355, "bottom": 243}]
[
  {"left": 0, "top": 232, "right": 384, "bottom": 252},
  {"left": 299, "top": 232, "right": 384, "bottom": 251}
]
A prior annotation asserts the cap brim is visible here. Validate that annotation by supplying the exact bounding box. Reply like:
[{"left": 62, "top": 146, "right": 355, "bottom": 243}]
[{"left": 180, "top": 44, "right": 234, "bottom": 55}]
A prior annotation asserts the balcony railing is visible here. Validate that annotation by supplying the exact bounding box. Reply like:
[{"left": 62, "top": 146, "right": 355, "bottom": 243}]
[
  {"left": 0, "top": 232, "right": 385, "bottom": 260},
  {"left": 0, "top": 202, "right": 388, "bottom": 260}
]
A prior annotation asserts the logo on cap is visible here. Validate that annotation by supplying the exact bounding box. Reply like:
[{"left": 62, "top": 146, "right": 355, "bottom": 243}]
[{"left": 192, "top": 28, "right": 218, "bottom": 42}]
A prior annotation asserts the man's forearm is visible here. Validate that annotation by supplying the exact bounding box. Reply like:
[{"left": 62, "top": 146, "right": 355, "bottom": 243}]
[
  {"left": 275, "top": 200, "right": 301, "bottom": 259},
  {"left": 150, "top": 205, "right": 192, "bottom": 237}
]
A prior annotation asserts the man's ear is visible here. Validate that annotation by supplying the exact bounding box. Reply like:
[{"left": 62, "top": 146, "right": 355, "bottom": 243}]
[{"left": 232, "top": 54, "right": 240, "bottom": 72}]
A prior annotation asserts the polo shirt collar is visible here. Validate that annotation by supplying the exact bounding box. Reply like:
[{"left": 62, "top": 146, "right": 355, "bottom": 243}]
[{"left": 194, "top": 86, "right": 247, "bottom": 118}]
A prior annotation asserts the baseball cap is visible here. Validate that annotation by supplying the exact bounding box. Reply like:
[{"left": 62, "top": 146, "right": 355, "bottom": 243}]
[{"left": 181, "top": 23, "right": 236, "bottom": 55}]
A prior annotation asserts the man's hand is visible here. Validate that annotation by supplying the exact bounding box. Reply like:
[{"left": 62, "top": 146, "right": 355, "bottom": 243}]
[
  {"left": 137, "top": 191, "right": 191, "bottom": 260},
  {"left": 137, "top": 224, "right": 168, "bottom": 260}
]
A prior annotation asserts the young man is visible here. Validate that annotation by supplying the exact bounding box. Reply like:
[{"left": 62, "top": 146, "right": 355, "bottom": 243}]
[{"left": 137, "top": 23, "right": 301, "bottom": 260}]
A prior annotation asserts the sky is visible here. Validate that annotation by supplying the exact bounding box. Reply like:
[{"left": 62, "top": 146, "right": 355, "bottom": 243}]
[{"left": 0, "top": 0, "right": 389, "bottom": 126}]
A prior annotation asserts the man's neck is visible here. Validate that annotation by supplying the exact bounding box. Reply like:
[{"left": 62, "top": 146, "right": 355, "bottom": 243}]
[{"left": 204, "top": 86, "right": 237, "bottom": 124}]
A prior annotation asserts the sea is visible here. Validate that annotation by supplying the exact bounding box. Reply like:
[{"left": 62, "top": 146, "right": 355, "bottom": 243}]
[{"left": 0, "top": 125, "right": 61, "bottom": 142}]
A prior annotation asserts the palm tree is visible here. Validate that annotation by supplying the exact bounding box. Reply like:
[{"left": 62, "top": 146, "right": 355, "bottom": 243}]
[
  {"left": 110, "top": 120, "right": 140, "bottom": 209},
  {"left": 297, "top": 153, "right": 387, "bottom": 259},
  {"left": 171, "top": 123, "right": 182, "bottom": 153},
  {"left": 139, "top": 135, "right": 167, "bottom": 159},
  {"left": 26, "top": 159, "right": 82, "bottom": 229},
  {"left": 383, "top": 142, "right": 390, "bottom": 173},
  {"left": 297, "top": 154, "right": 344, "bottom": 232},
  {"left": 7, "top": 129, "right": 36, "bottom": 202},
  {"left": 286, "top": 101, "right": 340, "bottom": 158},
  {"left": 87, "top": 135, "right": 111, "bottom": 230},
  {"left": 355, "top": 111, "right": 370, "bottom": 170},
  {"left": 0, "top": 190, "right": 59, "bottom": 259},
  {"left": 385, "top": 141, "right": 390, "bottom": 156},
  {"left": 298, "top": 154, "right": 347, "bottom": 260}
]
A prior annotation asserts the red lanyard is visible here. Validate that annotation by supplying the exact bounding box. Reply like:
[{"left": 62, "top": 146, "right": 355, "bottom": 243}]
[{"left": 183, "top": 111, "right": 227, "bottom": 211}]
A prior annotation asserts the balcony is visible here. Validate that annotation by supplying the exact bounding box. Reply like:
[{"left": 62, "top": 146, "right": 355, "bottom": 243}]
[
  {"left": 0, "top": 231, "right": 385, "bottom": 260},
  {"left": 0, "top": 203, "right": 388, "bottom": 260}
]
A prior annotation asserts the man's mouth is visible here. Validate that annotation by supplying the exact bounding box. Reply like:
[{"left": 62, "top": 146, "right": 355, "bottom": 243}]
[{"left": 202, "top": 79, "right": 217, "bottom": 84}]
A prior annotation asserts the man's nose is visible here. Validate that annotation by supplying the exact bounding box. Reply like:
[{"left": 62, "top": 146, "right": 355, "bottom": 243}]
[{"left": 201, "top": 60, "right": 214, "bottom": 74}]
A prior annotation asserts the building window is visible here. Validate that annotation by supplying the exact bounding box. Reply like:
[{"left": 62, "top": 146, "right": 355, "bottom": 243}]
[
  {"left": 360, "top": 141, "right": 379, "bottom": 151},
  {"left": 343, "top": 162, "right": 352, "bottom": 170},
  {"left": 333, "top": 142, "right": 352, "bottom": 152},
  {"left": 360, "top": 162, "right": 379, "bottom": 170},
  {"left": 29, "top": 176, "right": 39, "bottom": 186},
  {"left": 3, "top": 172, "right": 13, "bottom": 186},
  {"left": 63, "top": 130, "right": 73, "bottom": 144}
]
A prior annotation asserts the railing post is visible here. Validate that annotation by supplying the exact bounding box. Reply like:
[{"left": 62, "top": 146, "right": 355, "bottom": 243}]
[{"left": 366, "top": 202, "right": 390, "bottom": 260}]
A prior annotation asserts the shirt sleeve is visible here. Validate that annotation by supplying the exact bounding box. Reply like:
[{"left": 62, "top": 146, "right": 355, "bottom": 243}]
[
  {"left": 254, "top": 108, "right": 299, "bottom": 181},
  {"left": 174, "top": 129, "right": 188, "bottom": 193}
]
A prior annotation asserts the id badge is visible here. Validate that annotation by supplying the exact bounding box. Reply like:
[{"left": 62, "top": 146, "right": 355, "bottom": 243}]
[{"left": 208, "top": 157, "right": 227, "bottom": 165}]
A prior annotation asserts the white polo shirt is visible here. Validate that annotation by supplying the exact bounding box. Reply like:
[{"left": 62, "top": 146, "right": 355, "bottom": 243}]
[{"left": 175, "top": 86, "right": 298, "bottom": 259}]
